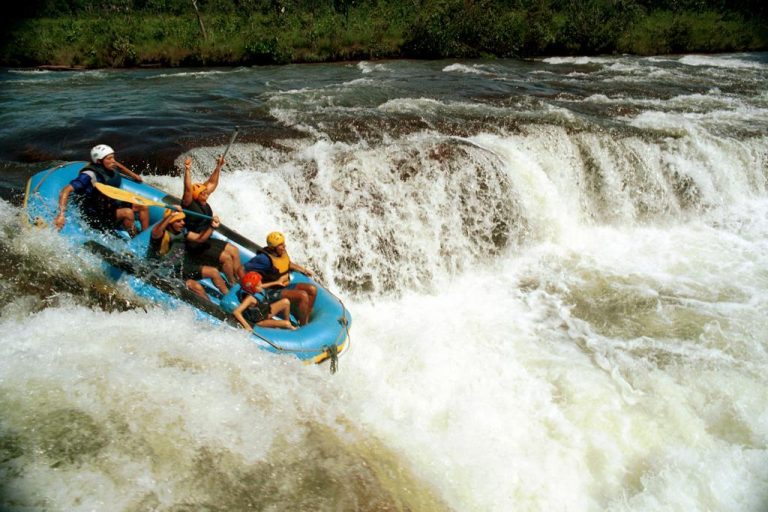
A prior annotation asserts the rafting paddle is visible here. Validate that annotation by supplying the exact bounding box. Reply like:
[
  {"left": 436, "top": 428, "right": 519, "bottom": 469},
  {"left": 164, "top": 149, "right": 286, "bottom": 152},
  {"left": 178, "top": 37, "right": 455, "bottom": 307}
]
[
  {"left": 93, "top": 182, "right": 213, "bottom": 219},
  {"left": 94, "top": 181, "right": 266, "bottom": 253}
]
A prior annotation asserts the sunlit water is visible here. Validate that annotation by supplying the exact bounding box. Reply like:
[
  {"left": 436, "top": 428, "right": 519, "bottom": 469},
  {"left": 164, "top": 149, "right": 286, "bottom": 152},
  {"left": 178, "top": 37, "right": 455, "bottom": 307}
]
[{"left": 1, "top": 54, "right": 767, "bottom": 511}]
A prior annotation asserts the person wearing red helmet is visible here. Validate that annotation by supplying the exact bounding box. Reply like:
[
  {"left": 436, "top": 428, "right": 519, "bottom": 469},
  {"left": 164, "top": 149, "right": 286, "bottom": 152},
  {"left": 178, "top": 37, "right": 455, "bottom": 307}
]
[
  {"left": 55, "top": 144, "right": 149, "bottom": 235},
  {"left": 180, "top": 156, "right": 244, "bottom": 286},
  {"left": 232, "top": 271, "right": 296, "bottom": 331}
]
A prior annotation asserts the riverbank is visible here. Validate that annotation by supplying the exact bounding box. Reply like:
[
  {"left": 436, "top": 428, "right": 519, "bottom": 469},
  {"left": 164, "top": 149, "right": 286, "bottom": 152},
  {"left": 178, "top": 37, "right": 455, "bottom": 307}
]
[{"left": 2, "top": 2, "right": 766, "bottom": 68}]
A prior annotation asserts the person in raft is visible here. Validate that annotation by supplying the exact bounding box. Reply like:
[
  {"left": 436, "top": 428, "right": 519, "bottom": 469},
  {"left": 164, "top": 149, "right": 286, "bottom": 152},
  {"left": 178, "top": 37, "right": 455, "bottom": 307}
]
[
  {"left": 147, "top": 207, "right": 229, "bottom": 301},
  {"left": 243, "top": 231, "right": 317, "bottom": 326},
  {"left": 181, "top": 156, "right": 244, "bottom": 286},
  {"left": 54, "top": 144, "right": 149, "bottom": 235},
  {"left": 232, "top": 271, "right": 296, "bottom": 331}
]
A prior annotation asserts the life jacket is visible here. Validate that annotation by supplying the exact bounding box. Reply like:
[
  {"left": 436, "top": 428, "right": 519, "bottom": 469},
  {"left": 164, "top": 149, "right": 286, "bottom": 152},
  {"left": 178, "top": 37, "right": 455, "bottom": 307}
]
[
  {"left": 235, "top": 287, "right": 271, "bottom": 324},
  {"left": 183, "top": 199, "right": 213, "bottom": 234},
  {"left": 82, "top": 163, "right": 122, "bottom": 188},
  {"left": 148, "top": 228, "right": 186, "bottom": 261},
  {"left": 261, "top": 248, "right": 291, "bottom": 282},
  {"left": 159, "top": 229, "right": 186, "bottom": 258},
  {"left": 77, "top": 163, "right": 121, "bottom": 210}
]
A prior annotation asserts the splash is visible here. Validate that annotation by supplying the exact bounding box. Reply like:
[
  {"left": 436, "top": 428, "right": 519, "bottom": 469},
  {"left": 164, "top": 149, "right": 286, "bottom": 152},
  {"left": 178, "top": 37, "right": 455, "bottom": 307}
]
[
  {"left": 172, "top": 119, "right": 766, "bottom": 299},
  {"left": 2, "top": 55, "right": 768, "bottom": 511}
]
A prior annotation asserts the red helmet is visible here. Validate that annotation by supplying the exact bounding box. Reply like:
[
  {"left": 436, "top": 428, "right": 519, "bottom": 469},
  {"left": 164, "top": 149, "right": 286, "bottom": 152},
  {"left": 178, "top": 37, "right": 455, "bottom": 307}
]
[{"left": 241, "top": 272, "right": 262, "bottom": 294}]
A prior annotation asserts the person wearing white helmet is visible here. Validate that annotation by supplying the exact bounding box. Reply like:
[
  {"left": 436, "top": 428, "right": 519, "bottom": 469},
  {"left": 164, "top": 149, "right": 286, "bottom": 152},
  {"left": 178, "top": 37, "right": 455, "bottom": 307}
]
[{"left": 54, "top": 144, "right": 148, "bottom": 235}]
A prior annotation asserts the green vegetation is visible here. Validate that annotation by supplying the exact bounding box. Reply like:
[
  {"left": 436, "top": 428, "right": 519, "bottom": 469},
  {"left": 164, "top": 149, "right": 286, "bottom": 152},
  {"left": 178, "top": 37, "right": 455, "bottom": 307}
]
[{"left": 1, "top": 0, "right": 766, "bottom": 68}]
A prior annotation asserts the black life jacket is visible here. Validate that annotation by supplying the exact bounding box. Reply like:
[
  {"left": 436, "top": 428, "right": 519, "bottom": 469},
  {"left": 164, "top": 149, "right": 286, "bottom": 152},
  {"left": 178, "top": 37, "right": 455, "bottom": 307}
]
[
  {"left": 237, "top": 289, "right": 271, "bottom": 323},
  {"left": 78, "top": 163, "right": 123, "bottom": 215},
  {"left": 84, "top": 163, "right": 122, "bottom": 188},
  {"left": 183, "top": 199, "right": 213, "bottom": 234}
]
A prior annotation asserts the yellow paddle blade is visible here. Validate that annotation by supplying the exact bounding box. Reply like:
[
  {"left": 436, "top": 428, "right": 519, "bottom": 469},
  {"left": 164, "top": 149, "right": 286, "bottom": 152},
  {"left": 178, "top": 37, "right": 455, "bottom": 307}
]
[{"left": 94, "top": 182, "right": 166, "bottom": 208}]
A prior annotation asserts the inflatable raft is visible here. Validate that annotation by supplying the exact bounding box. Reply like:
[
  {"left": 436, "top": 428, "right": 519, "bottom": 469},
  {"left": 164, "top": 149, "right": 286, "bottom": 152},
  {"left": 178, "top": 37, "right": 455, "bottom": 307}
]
[{"left": 23, "top": 161, "right": 351, "bottom": 369}]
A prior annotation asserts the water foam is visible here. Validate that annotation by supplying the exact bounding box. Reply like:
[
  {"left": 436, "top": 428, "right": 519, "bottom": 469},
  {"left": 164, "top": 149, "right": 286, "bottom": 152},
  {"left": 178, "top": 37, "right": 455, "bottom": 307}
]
[
  {"left": 442, "top": 63, "right": 494, "bottom": 75},
  {"left": 357, "top": 61, "right": 390, "bottom": 74},
  {"left": 339, "top": 197, "right": 768, "bottom": 510},
  {"left": 3, "top": 55, "right": 768, "bottom": 511},
  {"left": 679, "top": 54, "right": 767, "bottom": 70}
]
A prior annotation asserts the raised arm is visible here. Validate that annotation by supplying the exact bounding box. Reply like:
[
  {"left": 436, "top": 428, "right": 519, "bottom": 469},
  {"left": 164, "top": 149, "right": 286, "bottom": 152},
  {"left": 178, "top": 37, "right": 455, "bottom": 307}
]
[
  {"left": 181, "top": 157, "right": 194, "bottom": 206},
  {"left": 205, "top": 155, "right": 225, "bottom": 194},
  {"left": 232, "top": 295, "right": 257, "bottom": 331}
]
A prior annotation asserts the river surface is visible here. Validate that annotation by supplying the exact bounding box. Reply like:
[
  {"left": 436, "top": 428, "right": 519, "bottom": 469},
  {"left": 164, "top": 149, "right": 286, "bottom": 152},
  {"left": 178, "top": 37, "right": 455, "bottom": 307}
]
[{"left": 0, "top": 54, "right": 767, "bottom": 511}]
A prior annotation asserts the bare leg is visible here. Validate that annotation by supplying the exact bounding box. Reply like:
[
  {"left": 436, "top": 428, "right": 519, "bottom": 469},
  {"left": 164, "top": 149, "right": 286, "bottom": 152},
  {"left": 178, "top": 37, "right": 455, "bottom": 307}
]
[
  {"left": 201, "top": 265, "right": 228, "bottom": 294},
  {"left": 219, "top": 253, "right": 236, "bottom": 286},
  {"left": 257, "top": 318, "right": 295, "bottom": 330},
  {"left": 270, "top": 298, "right": 292, "bottom": 321},
  {"left": 295, "top": 283, "right": 317, "bottom": 312},
  {"left": 225, "top": 244, "right": 245, "bottom": 280},
  {"left": 281, "top": 289, "right": 310, "bottom": 325},
  {"left": 116, "top": 207, "right": 137, "bottom": 236},
  {"left": 261, "top": 299, "right": 296, "bottom": 330},
  {"left": 134, "top": 204, "right": 150, "bottom": 231},
  {"left": 186, "top": 279, "right": 210, "bottom": 301}
]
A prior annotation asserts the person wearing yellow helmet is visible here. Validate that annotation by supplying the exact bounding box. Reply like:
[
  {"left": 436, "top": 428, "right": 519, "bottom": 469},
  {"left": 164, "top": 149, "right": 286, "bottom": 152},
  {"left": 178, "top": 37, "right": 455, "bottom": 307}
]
[
  {"left": 243, "top": 231, "right": 317, "bottom": 325},
  {"left": 147, "top": 206, "right": 228, "bottom": 301},
  {"left": 180, "top": 156, "right": 244, "bottom": 286}
]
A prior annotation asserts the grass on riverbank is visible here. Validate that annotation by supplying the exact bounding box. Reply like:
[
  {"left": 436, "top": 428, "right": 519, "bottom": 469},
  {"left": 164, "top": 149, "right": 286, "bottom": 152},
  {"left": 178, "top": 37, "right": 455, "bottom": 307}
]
[
  {"left": 2, "top": 3, "right": 412, "bottom": 67},
  {"left": 1, "top": 2, "right": 766, "bottom": 68}
]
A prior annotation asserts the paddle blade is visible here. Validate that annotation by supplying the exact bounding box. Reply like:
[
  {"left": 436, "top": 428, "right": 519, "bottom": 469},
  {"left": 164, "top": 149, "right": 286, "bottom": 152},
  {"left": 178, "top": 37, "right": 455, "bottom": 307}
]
[{"left": 94, "top": 182, "right": 165, "bottom": 208}]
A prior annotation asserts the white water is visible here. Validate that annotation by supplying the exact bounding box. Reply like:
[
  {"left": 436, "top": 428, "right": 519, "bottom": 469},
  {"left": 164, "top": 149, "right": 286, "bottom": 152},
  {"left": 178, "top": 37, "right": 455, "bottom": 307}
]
[{"left": 2, "top": 56, "right": 768, "bottom": 511}]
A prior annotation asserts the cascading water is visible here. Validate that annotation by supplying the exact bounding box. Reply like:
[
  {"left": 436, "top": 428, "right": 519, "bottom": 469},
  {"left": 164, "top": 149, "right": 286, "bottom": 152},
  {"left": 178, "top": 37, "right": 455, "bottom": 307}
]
[{"left": 0, "top": 54, "right": 766, "bottom": 511}]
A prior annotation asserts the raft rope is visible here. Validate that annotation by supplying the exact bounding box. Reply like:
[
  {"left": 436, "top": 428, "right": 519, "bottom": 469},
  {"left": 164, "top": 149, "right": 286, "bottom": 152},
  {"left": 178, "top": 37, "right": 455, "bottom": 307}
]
[
  {"left": 314, "top": 276, "right": 352, "bottom": 374},
  {"left": 250, "top": 276, "right": 352, "bottom": 375},
  {"left": 31, "top": 161, "right": 79, "bottom": 196},
  {"left": 324, "top": 343, "right": 339, "bottom": 374}
]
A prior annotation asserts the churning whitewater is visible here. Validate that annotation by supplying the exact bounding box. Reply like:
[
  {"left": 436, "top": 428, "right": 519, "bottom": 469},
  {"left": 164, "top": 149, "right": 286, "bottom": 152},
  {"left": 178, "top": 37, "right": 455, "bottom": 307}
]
[{"left": 0, "top": 53, "right": 767, "bottom": 511}]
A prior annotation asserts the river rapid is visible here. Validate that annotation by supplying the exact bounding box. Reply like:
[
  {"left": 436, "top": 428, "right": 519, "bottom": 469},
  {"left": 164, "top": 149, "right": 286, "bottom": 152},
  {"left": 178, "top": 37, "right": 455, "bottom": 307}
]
[{"left": 0, "top": 54, "right": 767, "bottom": 511}]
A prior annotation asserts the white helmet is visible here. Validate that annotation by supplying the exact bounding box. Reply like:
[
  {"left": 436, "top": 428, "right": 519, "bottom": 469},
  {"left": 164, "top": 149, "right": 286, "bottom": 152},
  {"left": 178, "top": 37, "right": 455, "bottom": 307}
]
[{"left": 90, "top": 144, "right": 114, "bottom": 163}]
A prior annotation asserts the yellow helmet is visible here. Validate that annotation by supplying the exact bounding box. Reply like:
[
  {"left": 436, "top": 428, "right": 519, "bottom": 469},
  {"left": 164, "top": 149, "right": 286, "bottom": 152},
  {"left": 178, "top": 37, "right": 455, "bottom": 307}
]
[
  {"left": 266, "top": 231, "right": 285, "bottom": 247},
  {"left": 163, "top": 208, "right": 185, "bottom": 223}
]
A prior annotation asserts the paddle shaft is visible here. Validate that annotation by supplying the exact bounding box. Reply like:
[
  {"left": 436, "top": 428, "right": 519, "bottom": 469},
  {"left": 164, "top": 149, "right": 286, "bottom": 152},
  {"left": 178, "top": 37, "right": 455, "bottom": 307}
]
[
  {"left": 221, "top": 127, "right": 239, "bottom": 161},
  {"left": 167, "top": 206, "right": 212, "bottom": 220}
]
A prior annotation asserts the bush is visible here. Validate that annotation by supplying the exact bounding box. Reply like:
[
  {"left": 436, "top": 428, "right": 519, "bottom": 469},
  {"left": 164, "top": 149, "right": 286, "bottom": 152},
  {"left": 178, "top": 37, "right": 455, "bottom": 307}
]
[
  {"left": 561, "top": 0, "right": 642, "bottom": 54},
  {"left": 244, "top": 35, "right": 290, "bottom": 64},
  {"left": 618, "top": 10, "right": 767, "bottom": 54}
]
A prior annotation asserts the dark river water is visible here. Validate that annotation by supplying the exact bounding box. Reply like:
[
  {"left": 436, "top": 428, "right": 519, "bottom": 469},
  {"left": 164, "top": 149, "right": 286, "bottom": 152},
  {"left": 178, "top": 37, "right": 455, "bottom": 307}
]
[{"left": 1, "top": 54, "right": 767, "bottom": 511}]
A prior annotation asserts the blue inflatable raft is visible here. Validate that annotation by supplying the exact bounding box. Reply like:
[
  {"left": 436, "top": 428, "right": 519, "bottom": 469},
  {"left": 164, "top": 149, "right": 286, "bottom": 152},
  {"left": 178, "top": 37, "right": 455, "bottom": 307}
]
[{"left": 23, "top": 161, "right": 351, "bottom": 368}]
